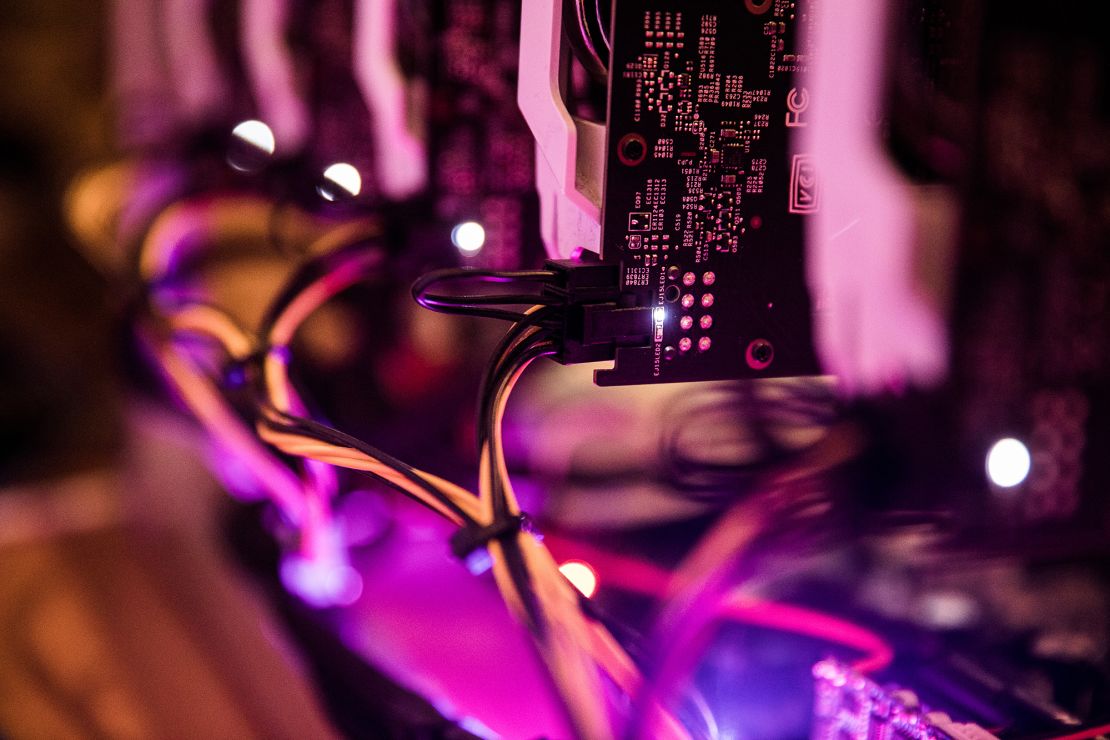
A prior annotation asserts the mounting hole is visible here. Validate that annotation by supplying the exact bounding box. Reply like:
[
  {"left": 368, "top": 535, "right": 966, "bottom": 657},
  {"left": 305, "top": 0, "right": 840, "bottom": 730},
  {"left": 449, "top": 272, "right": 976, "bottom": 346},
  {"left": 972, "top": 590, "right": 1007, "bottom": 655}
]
[
  {"left": 746, "top": 339, "right": 774, "bottom": 370},
  {"left": 617, "top": 133, "right": 648, "bottom": 166},
  {"left": 744, "top": 0, "right": 772, "bottom": 14},
  {"left": 663, "top": 284, "right": 681, "bottom": 303}
]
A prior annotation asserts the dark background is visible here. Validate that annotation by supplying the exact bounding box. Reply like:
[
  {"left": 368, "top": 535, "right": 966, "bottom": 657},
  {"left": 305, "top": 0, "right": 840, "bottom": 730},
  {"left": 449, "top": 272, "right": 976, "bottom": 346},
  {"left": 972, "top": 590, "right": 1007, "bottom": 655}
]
[{"left": 0, "top": 0, "right": 120, "bottom": 484}]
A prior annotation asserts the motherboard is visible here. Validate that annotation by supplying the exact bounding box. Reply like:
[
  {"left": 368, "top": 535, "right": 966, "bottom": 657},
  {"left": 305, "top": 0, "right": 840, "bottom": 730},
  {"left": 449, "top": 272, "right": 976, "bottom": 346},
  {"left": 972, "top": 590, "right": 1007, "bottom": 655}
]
[
  {"left": 597, "top": 0, "right": 820, "bottom": 385},
  {"left": 812, "top": 661, "right": 999, "bottom": 740}
]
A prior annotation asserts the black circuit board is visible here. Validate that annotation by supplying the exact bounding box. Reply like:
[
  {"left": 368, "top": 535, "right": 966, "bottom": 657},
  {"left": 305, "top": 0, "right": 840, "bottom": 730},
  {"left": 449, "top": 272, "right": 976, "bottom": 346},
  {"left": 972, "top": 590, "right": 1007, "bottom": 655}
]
[
  {"left": 425, "top": 0, "right": 542, "bottom": 269},
  {"left": 597, "top": 0, "right": 820, "bottom": 385},
  {"left": 851, "top": 0, "right": 1110, "bottom": 550},
  {"left": 287, "top": 0, "right": 381, "bottom": 201},
  {"left": 949, "top": 4, "right": 1110, "bottom": 533}
]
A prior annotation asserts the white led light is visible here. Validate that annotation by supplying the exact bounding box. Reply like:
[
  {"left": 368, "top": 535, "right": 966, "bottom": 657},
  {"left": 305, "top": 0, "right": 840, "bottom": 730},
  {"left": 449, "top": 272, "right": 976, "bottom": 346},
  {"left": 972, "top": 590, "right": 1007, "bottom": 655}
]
[
  {"left": 231, "top": 119, "right": 276, "bottom": 155},
  {"left": 559, "top": 560, "right": 598, "bottom": 598},
  {"left": 321, "top": 162, "right": 362, "bottom": 200},
  {"left": 653, "top": 307, "right": 666, "bottom": 323},
  {"left": 451, "top": 221, "right": 486, "bottom": 254},
  {"left": 986, "top": 437, "right": 1031, "bottom": 488}
]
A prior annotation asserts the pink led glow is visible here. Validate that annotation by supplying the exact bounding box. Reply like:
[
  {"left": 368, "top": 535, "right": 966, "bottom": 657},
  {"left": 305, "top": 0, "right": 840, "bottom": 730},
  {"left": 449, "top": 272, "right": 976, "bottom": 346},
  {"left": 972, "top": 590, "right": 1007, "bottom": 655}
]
[
  {"left": 344, "top": 512, "right": 572, "bottom": 738},
  {"left": 544, "top": 534, "right": 893, "bottom": 674}
]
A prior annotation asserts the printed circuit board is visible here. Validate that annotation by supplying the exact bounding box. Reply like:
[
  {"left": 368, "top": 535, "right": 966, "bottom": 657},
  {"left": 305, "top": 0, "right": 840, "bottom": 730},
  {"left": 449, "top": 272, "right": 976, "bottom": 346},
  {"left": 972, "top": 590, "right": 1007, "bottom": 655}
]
[{"left": 598, "top": 0, "right": 820, "bottom": 385}]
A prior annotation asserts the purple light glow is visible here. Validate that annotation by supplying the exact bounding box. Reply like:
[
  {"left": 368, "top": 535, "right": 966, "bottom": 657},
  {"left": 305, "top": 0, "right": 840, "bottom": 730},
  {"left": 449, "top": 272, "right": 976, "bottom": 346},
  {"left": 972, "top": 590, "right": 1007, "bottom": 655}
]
[
  {"left": 280, "top": 552, "right": 364, "bottom": 608},
  {"left": 204, "top": 447, "right": 268, "bottom": 503},
  {"left": 462, "top": 548, "right": 493, "bottom": 576},
  {"left": 340, "top": 516, "right": 572, "bottom": 738},
  {"left": 456, "top": 715, "right": 497, "bottom": 739},
  {"left": 281, "top": 509, "right": 363, "bottom": 608}
]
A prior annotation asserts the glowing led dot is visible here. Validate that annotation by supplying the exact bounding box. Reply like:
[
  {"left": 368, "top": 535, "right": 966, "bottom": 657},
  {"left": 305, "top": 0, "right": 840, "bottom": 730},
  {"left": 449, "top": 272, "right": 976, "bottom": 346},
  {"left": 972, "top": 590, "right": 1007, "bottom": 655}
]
[
  {"left": 231, "top": 119, "right": 275, "bottom": 155},
  {"left": 986, "top": 437, "right": 1031, "bottom": 488},
  {"left": 702, "top": 271, "right": 716, "bottom": 286},
  {"left": 682, "top": 271, "right": 697, "bottom": 286},
  {"left": 700, "top": 314, "right": 713, "bottom": 330},
  {"left": 679, "top": 315, "right": 694, "bottom": 331},
  {"left": 321, "top": 162, "right": 362, "bottom": 200},
  {"left": 653, "top": 306, "right": 666, "bottom": 323},
  {"left": 678, "top": 337, "right": 693, "bottom": 352},
  {"left": 681, "top": 293, "right": 695, "bottom": 309},
  {"left": 451, "top": 220, "right": 486, "bottom": 254},
  {"left": 698, "top": 336, "right": 712, "bottom": 352},
  {"left": 559, "top": 560, "right": 598, "bottom": 598},
  {"left": 701, "top": 293, "right": 715, "bottom": 308}
]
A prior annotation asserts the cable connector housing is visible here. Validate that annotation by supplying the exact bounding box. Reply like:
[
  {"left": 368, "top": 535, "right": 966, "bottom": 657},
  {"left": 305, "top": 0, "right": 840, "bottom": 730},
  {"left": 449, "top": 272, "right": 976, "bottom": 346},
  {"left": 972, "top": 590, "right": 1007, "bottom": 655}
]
[{"left": 542, "top": 257, "right": 652, "bottom": 365}]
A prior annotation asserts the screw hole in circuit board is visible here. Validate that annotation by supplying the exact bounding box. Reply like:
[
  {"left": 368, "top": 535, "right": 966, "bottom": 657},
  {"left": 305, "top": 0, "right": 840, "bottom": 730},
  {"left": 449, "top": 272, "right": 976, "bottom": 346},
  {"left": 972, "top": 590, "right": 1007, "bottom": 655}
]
[
  {"left": 746, "top": 339, "right": 774, "bottom": 370},
  {"left": 617, "top": 133, "right": 648, "bottom": 166}
]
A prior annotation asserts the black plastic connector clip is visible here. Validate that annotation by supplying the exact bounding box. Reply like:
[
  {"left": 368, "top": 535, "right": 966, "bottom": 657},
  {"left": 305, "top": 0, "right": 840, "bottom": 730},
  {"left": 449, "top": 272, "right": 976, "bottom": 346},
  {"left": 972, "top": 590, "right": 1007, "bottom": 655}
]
[
  {"left": 450, "top": 513, "right": 531, "bottom": 561},
  {"left": 542, "top": 257, "right": 653, "bottom": 365}
]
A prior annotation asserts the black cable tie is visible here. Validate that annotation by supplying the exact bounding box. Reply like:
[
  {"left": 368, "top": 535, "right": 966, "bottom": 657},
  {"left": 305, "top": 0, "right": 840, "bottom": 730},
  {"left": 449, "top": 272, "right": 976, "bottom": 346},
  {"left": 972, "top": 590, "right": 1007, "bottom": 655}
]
[{"left": 450, "top": 513, "right": 533, "bottom": 561}]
